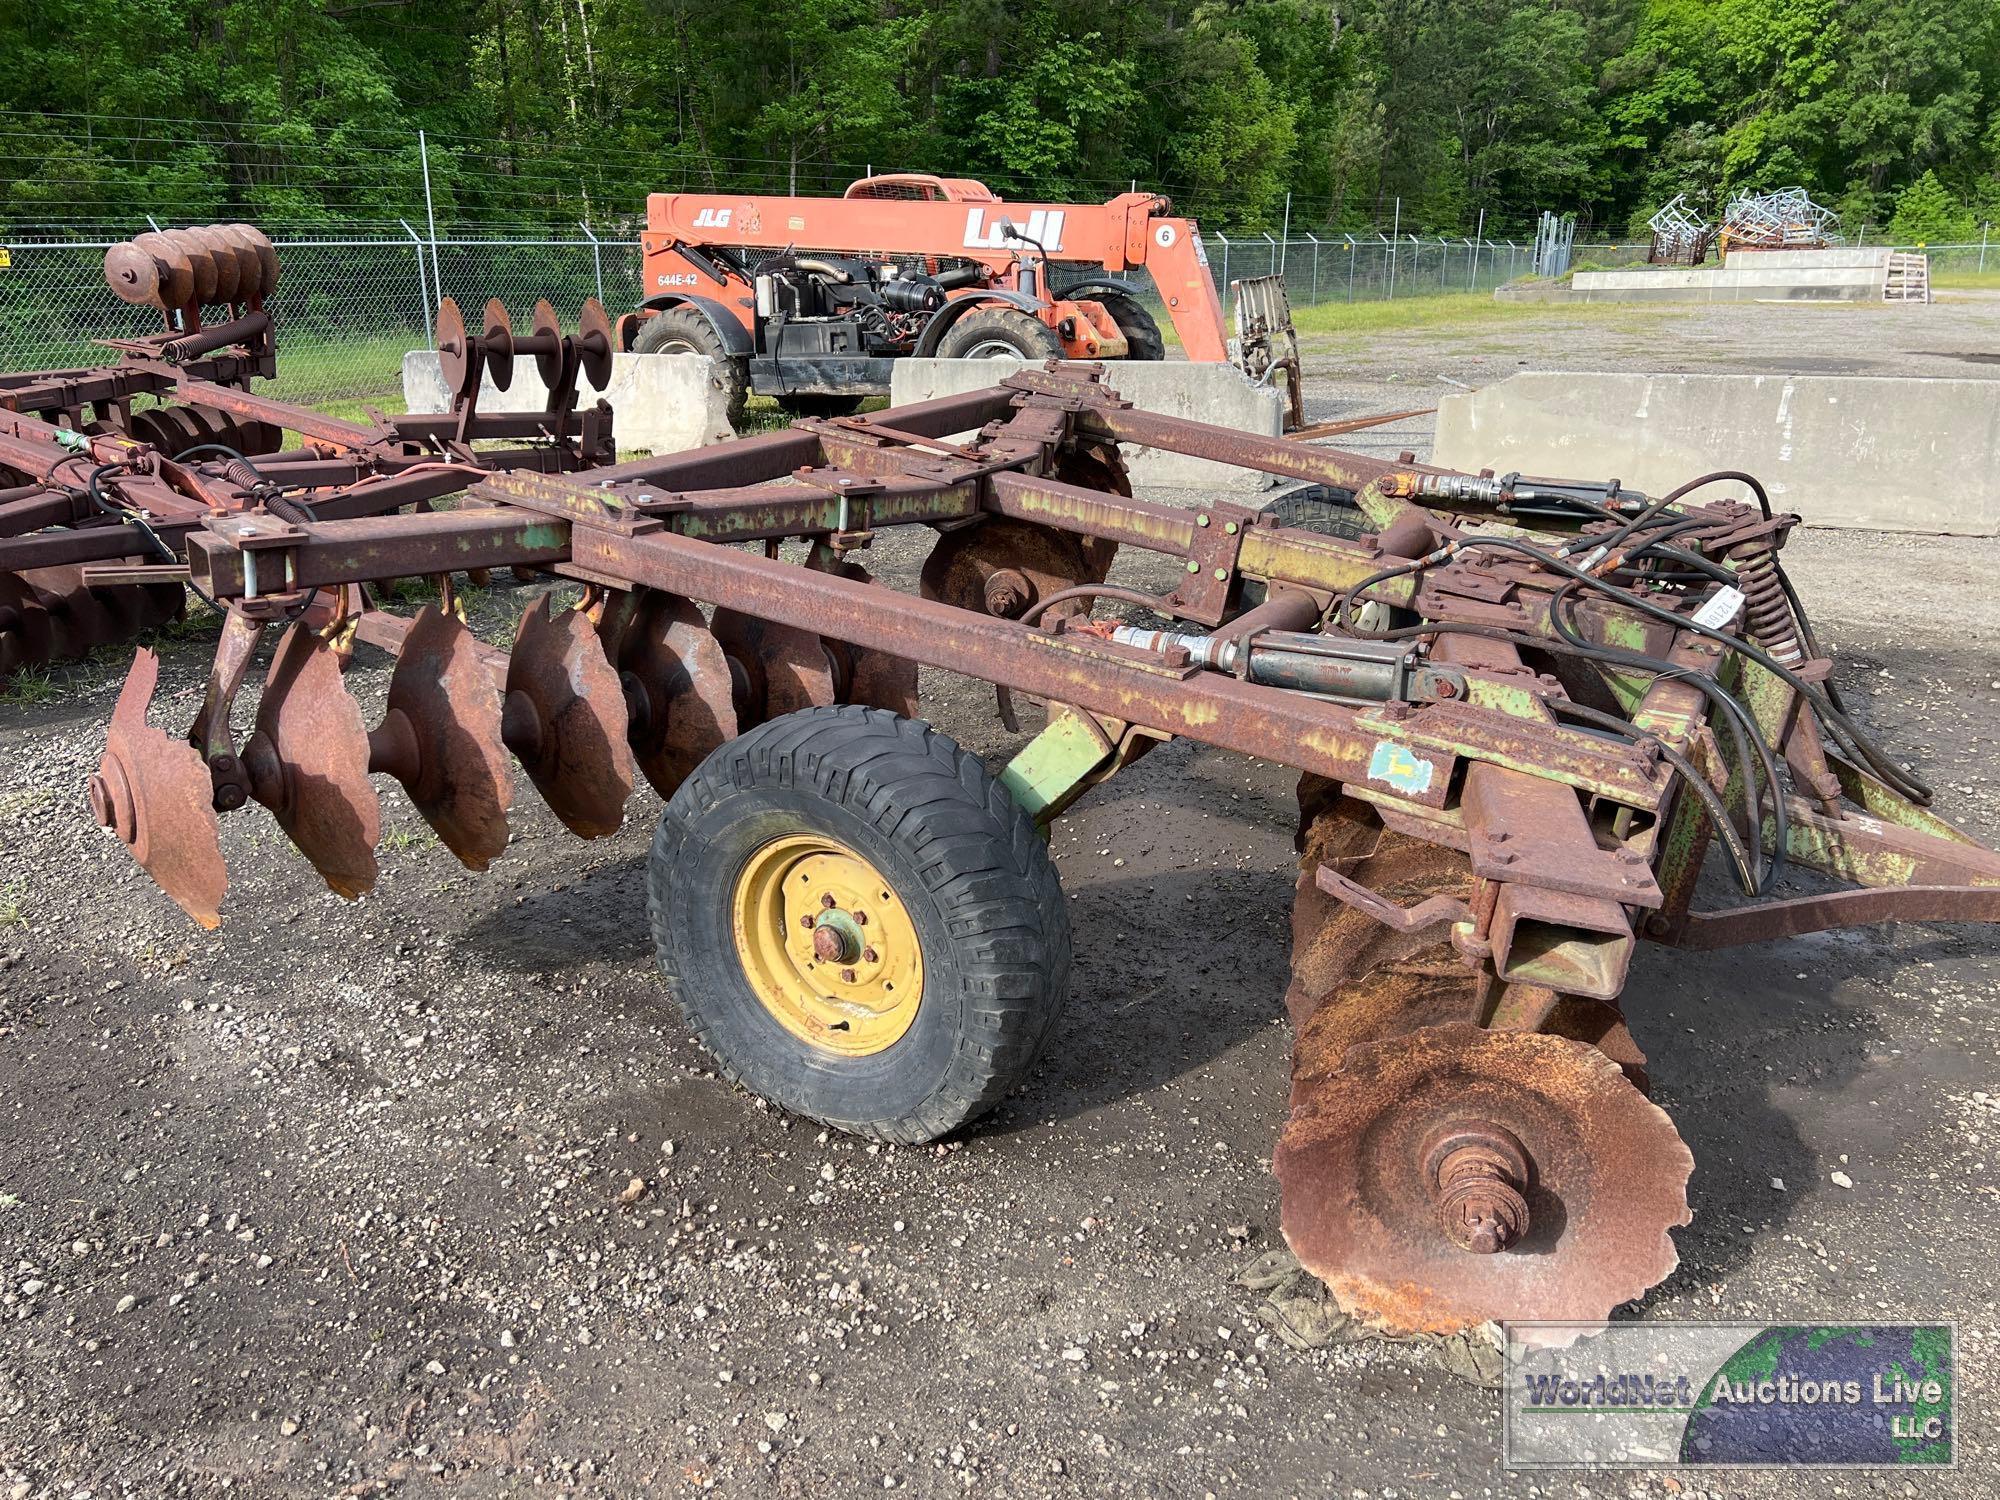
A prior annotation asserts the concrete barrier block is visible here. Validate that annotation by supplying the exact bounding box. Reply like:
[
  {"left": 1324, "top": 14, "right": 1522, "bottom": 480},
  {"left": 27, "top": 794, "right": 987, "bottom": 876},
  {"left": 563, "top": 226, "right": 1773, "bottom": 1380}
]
[
  {"left": 1569, "top": 267, "right": 1880, "bottom": 303},
  {"left": 403, "top": 350, "right": 735, "bottom": 454},
  {"left": 889, "top": 358, "right": 1283, "bottom": 491},
  {"left": 1433, "top": 371, "right": 2000, "bottom": 535}
]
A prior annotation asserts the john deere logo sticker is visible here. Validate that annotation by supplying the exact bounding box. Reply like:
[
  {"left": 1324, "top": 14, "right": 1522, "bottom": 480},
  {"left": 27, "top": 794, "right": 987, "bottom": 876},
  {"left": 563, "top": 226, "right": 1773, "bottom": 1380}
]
[{"left": 1367, "top": 740, "right": 1433, "bottom": 795}]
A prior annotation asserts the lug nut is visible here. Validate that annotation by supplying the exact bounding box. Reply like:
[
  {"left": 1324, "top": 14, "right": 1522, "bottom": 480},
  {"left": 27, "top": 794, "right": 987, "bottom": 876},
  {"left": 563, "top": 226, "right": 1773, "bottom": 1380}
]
[
  {"left": 840, "top": 967, "right": 857, "bottom": 983},
  {"left": 862, "top": 947, "right": 878, "bottom": 963},
  {"left": 819, "top": 892, "right": 836, "bottom": 909}
]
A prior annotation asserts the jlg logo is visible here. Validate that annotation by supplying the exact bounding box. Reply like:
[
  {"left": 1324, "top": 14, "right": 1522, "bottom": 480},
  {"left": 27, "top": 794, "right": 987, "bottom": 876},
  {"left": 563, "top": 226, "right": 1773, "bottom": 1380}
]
[
  {"left": 692, "top": 208, "right": 733, "bottom": 229},
  {"left": 963, "top": 208, "right": 1066, "bottom": 253}
]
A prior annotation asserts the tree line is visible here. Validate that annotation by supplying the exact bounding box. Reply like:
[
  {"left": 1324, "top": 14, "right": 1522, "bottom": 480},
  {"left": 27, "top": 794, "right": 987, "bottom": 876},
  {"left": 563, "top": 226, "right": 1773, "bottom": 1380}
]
[{"left": 3, "top": 0, "right": 1996, "bottom": 242}]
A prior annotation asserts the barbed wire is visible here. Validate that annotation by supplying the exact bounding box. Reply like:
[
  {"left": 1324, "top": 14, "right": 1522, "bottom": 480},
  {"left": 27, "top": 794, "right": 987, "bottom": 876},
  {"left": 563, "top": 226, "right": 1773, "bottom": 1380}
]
[{"left": 1, "top": 112, "right": 1565, "bottom": 241}]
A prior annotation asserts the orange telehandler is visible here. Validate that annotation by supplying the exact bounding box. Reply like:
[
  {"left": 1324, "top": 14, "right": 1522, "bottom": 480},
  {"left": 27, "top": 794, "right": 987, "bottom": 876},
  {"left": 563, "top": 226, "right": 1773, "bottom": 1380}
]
[{"left": 624, "top": 174, "right": 1300, "bottom": 423}]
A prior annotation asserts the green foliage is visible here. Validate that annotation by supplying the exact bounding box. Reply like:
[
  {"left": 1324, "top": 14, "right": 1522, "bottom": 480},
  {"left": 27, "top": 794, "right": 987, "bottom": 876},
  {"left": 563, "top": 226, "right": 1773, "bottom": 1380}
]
[
  {"left": 1888, "top": 170, "right": 1979, "bottom": 243},
  {"left": 1, "top": 0, "right": 1997, "bottom": 239}
]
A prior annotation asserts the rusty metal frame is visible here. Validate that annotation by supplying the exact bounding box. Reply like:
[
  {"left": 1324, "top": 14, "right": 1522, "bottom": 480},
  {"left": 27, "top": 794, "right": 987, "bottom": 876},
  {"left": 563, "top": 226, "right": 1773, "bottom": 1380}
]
[{"left": 5, "top": 281, "right": 1991, "bottom": 987}]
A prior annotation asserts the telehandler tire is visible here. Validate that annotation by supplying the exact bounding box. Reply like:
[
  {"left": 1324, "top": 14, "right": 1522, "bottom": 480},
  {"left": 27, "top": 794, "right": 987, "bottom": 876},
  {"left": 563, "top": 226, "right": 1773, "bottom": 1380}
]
[
  {"left": 1093, "top": 290, "right": 1166, "bottom": 361},
  {"left": 632, "top": 306, "right": 748, "bottom": 427},
  {"left": 936, "top": 308, "right": 1064, "bottom": 362}
]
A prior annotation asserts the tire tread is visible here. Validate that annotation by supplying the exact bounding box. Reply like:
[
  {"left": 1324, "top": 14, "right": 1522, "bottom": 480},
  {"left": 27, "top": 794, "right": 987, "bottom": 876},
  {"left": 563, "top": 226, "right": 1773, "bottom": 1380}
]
[{"left": 648, "top": 705, "right": 1069, "bottom": 1144}]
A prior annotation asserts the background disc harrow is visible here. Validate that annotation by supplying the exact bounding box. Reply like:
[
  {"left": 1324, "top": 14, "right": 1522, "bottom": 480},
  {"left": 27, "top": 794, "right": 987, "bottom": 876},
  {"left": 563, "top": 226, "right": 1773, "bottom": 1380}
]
[
  {"left": 104, "top": 223, "right": 278, "bottom": 314},
  {"left": 0, "top": 568, "right": 185, "bottom": 679}
]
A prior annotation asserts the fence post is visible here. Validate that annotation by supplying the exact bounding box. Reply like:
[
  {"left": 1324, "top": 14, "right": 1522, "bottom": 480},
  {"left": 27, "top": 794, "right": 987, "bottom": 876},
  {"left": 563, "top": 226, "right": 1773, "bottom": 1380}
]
[
  {"left": 1389, "top": 199, "right": 1401, "bottom": 298},
  {"left": 1216, "top": 232, "right": 1230, "bottom": 290},
  {"left": 400, "top": 219, "right": 432, "bottom": 328},
  {"left": 1982, "top": 222, "right": 1990, "bottom": 273},
  {"left": 1305, "top": 232, "right": 1320, "bottom": 302},
  {"left": 580, "top": 220, "right": 605, "bottom": 305},
  {"left": 418, "top": 129, "right": 444, "bottom": 310},
  {"left": 1471, "top": 209, "right": 1485, "bottom": 289},
  {"left": 1280, "top": 192, "right": 1291, "bottom": 273},
  {"left": 1264, "top": 232, "right": 1277, "bottom": 283}
]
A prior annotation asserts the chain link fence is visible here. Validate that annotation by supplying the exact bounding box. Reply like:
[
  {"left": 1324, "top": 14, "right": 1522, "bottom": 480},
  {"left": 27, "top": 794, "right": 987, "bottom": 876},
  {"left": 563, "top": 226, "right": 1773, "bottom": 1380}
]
[{"left": 6, "top": 229, "right": 1967, "bottom": 416}]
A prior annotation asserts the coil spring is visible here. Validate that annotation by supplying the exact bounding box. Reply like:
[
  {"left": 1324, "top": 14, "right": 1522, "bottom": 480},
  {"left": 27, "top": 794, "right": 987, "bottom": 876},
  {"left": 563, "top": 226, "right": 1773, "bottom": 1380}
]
[{"left": 1734, "top": 545, "right": 1803, "bottom": 663}]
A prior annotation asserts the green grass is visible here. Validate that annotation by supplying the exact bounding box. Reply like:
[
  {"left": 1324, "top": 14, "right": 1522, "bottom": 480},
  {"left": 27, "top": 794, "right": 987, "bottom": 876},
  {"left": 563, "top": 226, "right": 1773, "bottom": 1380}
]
[
  {"left": 1289, "top": 290, "right": 1543, "bottom": 338},
  {"left": 0, "top": 666, "right": 60, "bottom": 704},
  {"left": 1931, "top": 268, "right": 2000, "bottom": 290},
  {"left": 0, "top": 878, "right": 25, "bottom": 928},
  {"left": 265, "top": 331, "right": 415, "bottom": 414}
]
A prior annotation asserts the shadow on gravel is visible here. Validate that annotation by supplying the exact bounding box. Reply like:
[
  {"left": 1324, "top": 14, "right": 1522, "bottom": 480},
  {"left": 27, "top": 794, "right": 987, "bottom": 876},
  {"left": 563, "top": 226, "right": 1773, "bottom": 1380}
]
[
  {"left": 1621, "top": 916, "right": 1890, "bottom": 1288},
  {"left": 988, "top": 862, "right": 1294, "bottom": 1134},
  {"left": 458, "top": 851, "right": 654, "bottom": 971}
]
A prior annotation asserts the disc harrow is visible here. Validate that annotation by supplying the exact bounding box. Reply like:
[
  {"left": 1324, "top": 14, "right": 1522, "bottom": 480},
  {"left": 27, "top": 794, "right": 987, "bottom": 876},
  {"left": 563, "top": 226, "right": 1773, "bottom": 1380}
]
[
  {"left": 2, "top": 233, "right": 621, "bottom": 682},
  {"left": 25, "top": 328, "right": 1998, "bottom": 1343}
]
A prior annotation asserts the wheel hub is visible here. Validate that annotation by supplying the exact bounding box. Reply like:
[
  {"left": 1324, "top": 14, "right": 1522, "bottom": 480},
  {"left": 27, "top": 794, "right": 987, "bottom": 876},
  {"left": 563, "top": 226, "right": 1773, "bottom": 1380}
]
[{"left": 732, "top": 834, "right": 922, "bottom": 1056}]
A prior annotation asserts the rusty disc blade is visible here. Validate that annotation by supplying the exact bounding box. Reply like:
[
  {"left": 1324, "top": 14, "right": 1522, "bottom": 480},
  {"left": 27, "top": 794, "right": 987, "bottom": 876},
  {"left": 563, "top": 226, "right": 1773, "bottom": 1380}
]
[
  {"left": 237, "top": 224, "right": 279, "bottom": 296},
  {"left": 128, "top": 232, "right": 197, "bottom": 309},
  {"left": 247, "top": 622, "right": 380, "bottom": 899},
  {"left": 711, "top": 607, "right": 837, "bottom": 724},
  {"left": 919, "top": 516, "right": 1112, "bottom": 623},
  {"left": 481, "top": 297, "right": 516, "bottom": 391},
  {"left": 578, "top": 297, "right": 615, "bottom": 390},
  {"left": 1542, "top": 996, "right": 1651, "bottom": 1095},
  {"left": 502, "top": 594, "right": 633, "bottom": 838},
  {"left": 1288, "top": 961, "right": 1481, "bottom": 1109},
  {"left": 1285, "top": 790, "right": 1474, "bottom": 1027},
  {"left": 380, "top": 606, "right": 513, "bottom": 870},
  {"left": 620, "top": 592, "right": 738, "bottom": 799},
  {"left": 213, "top": 225, "right": 267, "bottom": 300},
  {"left": 90, "top": 648, "right": 226, "bottom": 928},
  {"left": 24, "top": 567, "right": 115, "bottom": 660},
  {"left": 103, "top": 241, "right": 164, "bottom": 309},
  {"left": 184, "top": 227, "right": 240, "bottom": 303},
  {"left": 1276, "top": 1023, "right": 1692, "bottom": 1338},
  {"left": 531, "top": 297, "right": 565, "bottom": 389},
  {"left": 436, "top": 298, "right": 473, "bottom": 400},
  {"left": 162, "top": 229, "right": 219, "bottom": 305},
  {"left": 828, "top": 562, "right": 918, "bottom": 717},
  {"left": 1, "top": 572, "right": 56, "bottom": 673}
]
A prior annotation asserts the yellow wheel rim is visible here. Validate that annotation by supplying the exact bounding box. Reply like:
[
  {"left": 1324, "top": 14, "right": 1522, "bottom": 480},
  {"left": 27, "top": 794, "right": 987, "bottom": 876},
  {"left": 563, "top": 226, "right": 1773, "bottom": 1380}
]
[{"left": 731, "top": 833, "right": 924, "bottom": 1056}]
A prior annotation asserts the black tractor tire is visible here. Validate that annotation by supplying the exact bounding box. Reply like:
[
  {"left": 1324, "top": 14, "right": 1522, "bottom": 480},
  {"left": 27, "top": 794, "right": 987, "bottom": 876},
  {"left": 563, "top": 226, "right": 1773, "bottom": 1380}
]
[
  {"left": 1262, "top": 482, "right": 1368, "bottom": 541},
  {"left": 647, "top": 705, "right": 1071, "bottom": 1144},
  {"left": 776, "top": 393, "right": 867, "bottom": 419},
  {"left": 632, "top": 306, "right": 748, "bottom": 428},
  {"left": 935, "top": 307, "right": 1065, "bottom": 362},
  {"left": 1092, "top": 290, "right": 1166, "bottom": 361},
  {"left": 1235, "top": 483, "right": 1372, "bottom": 611}
]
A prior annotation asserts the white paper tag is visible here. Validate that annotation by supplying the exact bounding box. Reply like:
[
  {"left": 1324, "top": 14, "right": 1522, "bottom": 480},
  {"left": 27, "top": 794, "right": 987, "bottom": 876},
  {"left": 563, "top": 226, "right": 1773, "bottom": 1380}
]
[{"left": 1692, "top": 585, "right": 1745, "bottom": 630}]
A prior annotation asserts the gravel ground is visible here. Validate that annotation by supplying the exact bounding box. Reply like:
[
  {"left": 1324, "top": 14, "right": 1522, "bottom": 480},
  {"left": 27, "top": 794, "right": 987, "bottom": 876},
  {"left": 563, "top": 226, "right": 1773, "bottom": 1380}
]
[{"left": 3, "top": 297, "right": 1999, "bottom": 1497}]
